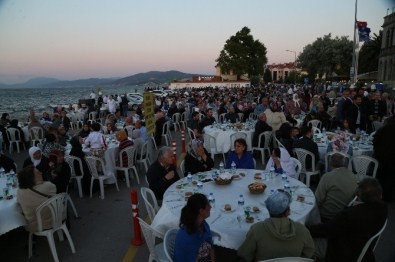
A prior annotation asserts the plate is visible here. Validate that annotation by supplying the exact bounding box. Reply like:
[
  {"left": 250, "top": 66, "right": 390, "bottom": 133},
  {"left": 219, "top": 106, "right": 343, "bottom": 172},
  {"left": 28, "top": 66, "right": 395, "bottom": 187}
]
[
  {"left": 244, "top": 206, "right": 261, "bottom": 213},
  {"left": 221, "top": 205, "right": 236, "bottom": 213},
  {"left": 232, "top": 174, "right": 242, "bottom": 180},
  {"left": 359, "top": 144, "right": 371, "bottom": 150}
]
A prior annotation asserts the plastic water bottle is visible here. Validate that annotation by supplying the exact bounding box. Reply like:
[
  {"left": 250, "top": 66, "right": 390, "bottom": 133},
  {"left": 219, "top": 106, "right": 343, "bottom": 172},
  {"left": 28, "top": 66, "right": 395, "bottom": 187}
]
[
  {"left": 322, "top": 127, "right": 326, "bottom": 136},
  {"left": 238, "top": 194, "right": 245, "bottom": 206},
  {"left": 231, "top": 161, "right": 236, "bottom": 174},
  {"left": 187, "top": 172, "right": 192, "bottom": 182},
  {"left": 219, "top": 161, "right": 225, "bottom": 173},
  {"left": 208, "top": 193, "right": 215, "bottom": 207},
  {"left": 269, "top": 163, "right": 275, "bottom": 179}
]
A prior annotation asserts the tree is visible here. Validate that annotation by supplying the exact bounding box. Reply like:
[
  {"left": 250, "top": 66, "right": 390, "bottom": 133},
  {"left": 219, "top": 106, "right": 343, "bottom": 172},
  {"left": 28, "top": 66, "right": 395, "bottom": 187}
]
[
  {"left": 358, "top": 31, "right": 382, "bottom": 74},
  {"left": 216, "top": 27, "right": 268, "bottom": 80},
  {"left": 263, "top": 68, "right": 272, "bottom": 83},
  {"left": 298, "top": 34, "right": 353, "bottom": 81}
]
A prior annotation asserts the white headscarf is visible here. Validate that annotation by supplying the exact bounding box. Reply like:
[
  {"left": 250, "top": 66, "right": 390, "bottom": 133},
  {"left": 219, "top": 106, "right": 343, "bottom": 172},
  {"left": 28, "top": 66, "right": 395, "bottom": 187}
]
[
  {"left": 29, "top": 146, "right": 42, "bottom": 167},
  {"left": 292, "top": 93, "right": 300, "bottom": 108},
  {"left": 265, "top": 147, "right": 298, "bottom": 179}
]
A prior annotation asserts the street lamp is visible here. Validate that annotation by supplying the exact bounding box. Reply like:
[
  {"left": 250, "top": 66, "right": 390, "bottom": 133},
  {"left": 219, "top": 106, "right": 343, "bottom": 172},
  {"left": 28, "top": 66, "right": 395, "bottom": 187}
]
[{"left": 285, "top": 49, "right": 297, "bottom": 85}]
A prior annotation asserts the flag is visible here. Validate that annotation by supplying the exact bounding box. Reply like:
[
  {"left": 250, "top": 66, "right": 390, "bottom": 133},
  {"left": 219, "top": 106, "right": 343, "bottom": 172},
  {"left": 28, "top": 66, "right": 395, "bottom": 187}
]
[{"left": 356, "top": 21, "right": 370, "bottom": 42}]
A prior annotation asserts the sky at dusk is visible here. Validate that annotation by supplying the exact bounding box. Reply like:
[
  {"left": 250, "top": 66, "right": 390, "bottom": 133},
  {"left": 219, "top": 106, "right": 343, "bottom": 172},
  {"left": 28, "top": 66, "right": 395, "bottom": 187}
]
[{"left": 0, "top": 0, "right": 391, "bottom": 84}]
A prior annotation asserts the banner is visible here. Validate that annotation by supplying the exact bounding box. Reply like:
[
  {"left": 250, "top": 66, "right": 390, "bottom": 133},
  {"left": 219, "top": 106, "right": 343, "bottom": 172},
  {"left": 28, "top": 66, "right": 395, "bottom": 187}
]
[{"left": 356, "top": 21, "right": 370, "bottom": 42}]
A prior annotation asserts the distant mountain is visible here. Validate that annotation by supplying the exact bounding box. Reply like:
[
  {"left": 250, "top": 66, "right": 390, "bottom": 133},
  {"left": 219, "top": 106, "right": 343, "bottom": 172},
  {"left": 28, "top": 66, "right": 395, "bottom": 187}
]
[
  {"left": 113, "top": 70, "right": 199, "bottom": 86},
  {"left": 24, "top": 77, "right": 60, "bottom": 86},
  {"left": 44, "top": 78, "right": 118, "bottom": 88}
]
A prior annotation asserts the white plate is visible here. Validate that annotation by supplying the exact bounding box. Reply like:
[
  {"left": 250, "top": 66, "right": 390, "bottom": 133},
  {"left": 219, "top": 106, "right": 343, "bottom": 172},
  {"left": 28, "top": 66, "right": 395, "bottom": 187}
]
[
  {"left": 232, "top": 174, "right": 242, "bottom": 180},
  {"left": 359, "top": 144, "right": 371, "bottom": 150},
  {"left": 221, "top": 206, "right": 236, "bottom": 213}
]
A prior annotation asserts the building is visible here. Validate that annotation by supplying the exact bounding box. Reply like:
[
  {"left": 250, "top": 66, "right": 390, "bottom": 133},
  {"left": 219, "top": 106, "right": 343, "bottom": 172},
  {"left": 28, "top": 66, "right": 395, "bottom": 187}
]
[
  {"left": 266, "top": 62, "right": 305, "bottom": 82},
  {"left": 378, "top": 11, "right": 395, "bottom": 90},
  {"left": 169, "top": 75, "right": 250, "bottom": 89}
]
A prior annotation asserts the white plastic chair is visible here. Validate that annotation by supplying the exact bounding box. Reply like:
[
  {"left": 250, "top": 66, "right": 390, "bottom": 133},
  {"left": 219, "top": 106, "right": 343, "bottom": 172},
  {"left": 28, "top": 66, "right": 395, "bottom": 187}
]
[
  {"left": 357, "top": 219, "right": 387, "bottom": 262},
  {"left": 249, "top": 112, "right": 257, "bottom": 120},
  {"left": 164, "top": 228, "right": 178, "bottom": 262},
  {"left": 307, "top": 119, "right": 322, "bottom": 130},
  {"left": 28, "top": 193, "right": 76, "bottom": 262},
  {"left": 85, "top": 156, "right": 119, "bottom": 199},
  {"left": 6, "top": 127, "right": 26, "bottom": 153},
  {"left": 237, "top": 113, "right": 244, "bottom": 122},
  {"left": 64, "top": 155, "right": 84, "bottom": 198},
  {"left": 125, "top": 126, "right": 136, "bottom": 138},
  {"left": 252, "top": 131, "right": 272, "bottom": 166},
  {"left": 293, "top": 148, "right": 321, "bottom": 187},
  {"left": 29, "top": 126, "right": 45, "bottom": 146},
  {"left": 290, "top": 157, "right": 302, "bottom": 176},
  {"left": 172, "top": 113, "right": 181, "bottom": 132},
  {"left": 115, "top": 146, "right": 139, "bottom": 188},
  {"left": 312, "top": 126, "right": 321, "bottom": 134},
  {"left": 162, "top": 121, "right": 171, "bottom": 146},
  {"left": 140, "top": 187, "right": 160, "bottom": 223},
  {"left": 187, "top": 127, "right": 196, "bottom": 142},
  {"left": 275, "top": 136, "right": 285, "bottom": 149},
  {"left": 230, "top": 132, "right": 247, "bottom": 151},
  {"left": 219, "top": 113, "right": 226, "bottom": 123},
  {"left": 137, "top": 217, "right": 166, "bottom": 262},
  {"left": 179, "top": 159, "right": 185, "bottom": 178},
  {"left": 179, "top": 111, "right": 188, "bottom": 130},
  {"left": 325, "top": 151, "right": 351, "bottom": 173},
  {"left": 262, "top": 258, "right": 314, "bottom": 262},
  {"left": 204, "top": 133, "right": 226, "bottom": 163},
  {"left": 350, "top": 155, "right": 379, "bottom": 180},
  {"left": 136, "top": 141, "right": 151, "bottom": 173}
]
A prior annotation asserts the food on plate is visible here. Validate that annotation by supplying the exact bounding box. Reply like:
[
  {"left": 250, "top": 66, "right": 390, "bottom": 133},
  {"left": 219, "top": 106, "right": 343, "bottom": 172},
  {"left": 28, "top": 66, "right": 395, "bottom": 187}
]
[
  {"left": 245, "top": 217, "right": 254, "bottom": 223},
  {"left": 232, "top": 174, "right": 241, "bottom": 179},
  {"left": 224, "top": 204, "right": 232, "bottom": 211},
  {"left": 184, "top": 191, "right": 193, "bottom": 200},
  {"left": 254, "top": 173, "right": 262, "bottom": 180},
  {"left": 297, "top": 195, "right": 305, "bottom": 202},
  {"left": 253, "top": 206, "right": 260, "bottom": 212},
  {"left": 239, "top": 172, "right": 246, "bottom": 177},
  {"left": 248, "top": 182, "right": 267, "bottom": 194},
  {"left": 176, "top": 184, "right": 182, "bottom": 189},
  {"left": 191, "top": 180, "right": 198, "bottom": 186}
]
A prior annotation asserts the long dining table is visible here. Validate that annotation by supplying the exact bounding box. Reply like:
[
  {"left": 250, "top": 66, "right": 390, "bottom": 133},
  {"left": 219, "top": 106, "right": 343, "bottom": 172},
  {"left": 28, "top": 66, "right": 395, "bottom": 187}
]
[{"left": 151, "top": 169, "right": 316, "bottom": 250}]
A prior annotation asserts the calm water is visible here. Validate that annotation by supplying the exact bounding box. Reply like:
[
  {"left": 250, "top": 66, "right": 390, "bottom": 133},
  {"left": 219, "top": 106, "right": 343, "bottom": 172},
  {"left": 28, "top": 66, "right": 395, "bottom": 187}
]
[{"left": 0, "top": 85, "right": 146, "bottom": 119}]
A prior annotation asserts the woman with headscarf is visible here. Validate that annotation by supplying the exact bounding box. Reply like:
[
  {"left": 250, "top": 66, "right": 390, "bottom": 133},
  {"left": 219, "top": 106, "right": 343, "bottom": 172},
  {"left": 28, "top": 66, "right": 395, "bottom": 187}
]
[
  {"left": 184, "top": 139, "right": 214, "bottom": 176},
  {"left": 264, "top": 101, "right": 287, "bottom": 132},
  {"left": 265, "top": 147, "right": 298, "bottom": 179},
  {"left": 23, "top": 146, "right": 50, "bottom": 180}
]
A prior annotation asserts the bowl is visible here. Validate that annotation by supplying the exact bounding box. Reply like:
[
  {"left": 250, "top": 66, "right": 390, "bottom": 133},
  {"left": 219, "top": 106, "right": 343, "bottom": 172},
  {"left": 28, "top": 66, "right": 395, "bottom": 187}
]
[
  {"left": 215, "top": 177, "right": 232, "bottom": 185},
  {"left": 248, "top": 182, "right": 267, "bottom": 194}
]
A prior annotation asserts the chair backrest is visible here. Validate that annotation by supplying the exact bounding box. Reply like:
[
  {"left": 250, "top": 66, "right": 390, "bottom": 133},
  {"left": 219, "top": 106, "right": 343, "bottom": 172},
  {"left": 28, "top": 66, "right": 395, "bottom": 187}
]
[
  {"left": 307, "top": 119, "right": 322, "bottom": 130},
  {"left": 357, "top": 219, "right": 388, "bottom": 262},
  {"left": 140, "top": 187, "right": 160, "bottom": 222},
  {"left": 172, "top": 113, "right": 181, "bottom": 123},
  {"left": 164, "top": 228, "right": 178, "bottom": 262},
  {"left": 119, "top": 146, "right": 137, "bottom": 168},
  {"left": 137, "top": 217, "right": 164, "bottom": 260},
  {"left": 125, "top": 126, "right": 136, "bottom": 138},
  {"left": 179, "top": 159, "right": 185, "bottom": 178},
  {"left": 85, "top": 156, "right": 106, "bottom": 178},
  {"left": 219, "top": 113, "right": 226, "bottom": 123},
  {"left": 290, "top": 157, "right": 302, "bottom": 175},
  {"left": 205, "top": 133, "right": 222, "bottom": 154},
  {"left": 249, "top": 112, "right": 257, "bottom": 120},
  {"left": 29, "top": 126, "right": 44, "bottom": 140},
  {"left": 6, "top": 127, "right": 21, "bottom": 141},
  {"left": 275, "top": 136, "right": 285, "bottom": 149},
  {"left": 253, "top": 158, "right": 256, "bottom": 169},
  {"left": 351, "top": 155, "right": 379, "bottom": 180},
  {"left": 64, "top": 155, "right": 84, "bottom": 178},
  {"left": 257, "top": 131, "right": 272, "bottom": 149},
  {"left": 237, "top": 113, "right": 244, "bottom": 122},
  {"left": 325, "top": 151, "right": 351, "bottom": 172},
  {"left": 187, "top": 127, "right": 196, "bottom": 141},
  {"left": 262, "top": 257, "right": 314, "bottom": 262},
  {"left": 162, "top": 121, "right": 170, "bottom": 136},
  {"left": 88, "top": 111, "right": 96, "bottom": 120},
  {"left": 293, "top": 148, "right": 317, "bottom": 172},
  {"left": 312, "top": 126, "right": 321, "bottom": 134},
  {"left": 180, "top": 111, "right": 187, "bottom": 122},
  {"left": 230, "top": 132, "right": 248, "bottom": 150},
  {"left": 35, "top": 193, "right": 68, "bottom": 232}
]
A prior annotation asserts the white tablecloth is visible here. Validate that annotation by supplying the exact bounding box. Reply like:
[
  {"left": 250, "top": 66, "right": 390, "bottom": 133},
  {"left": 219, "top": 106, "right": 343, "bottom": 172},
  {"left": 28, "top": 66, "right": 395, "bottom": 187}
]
[
  {"left": 151, "top": 169, "right": 316, "bottom": 250},
  {"left": 0, "top": 176, "right": 27, "bottom": 235},
  {"left": 203, "top": 126, "right": 255, "bottom": 153}
]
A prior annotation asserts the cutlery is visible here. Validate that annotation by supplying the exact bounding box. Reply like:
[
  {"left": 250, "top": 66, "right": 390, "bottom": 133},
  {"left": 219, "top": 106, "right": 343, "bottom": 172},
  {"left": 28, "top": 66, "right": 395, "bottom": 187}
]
[{"left": 211, "top": 214, "right": 222, "bottom": 225}]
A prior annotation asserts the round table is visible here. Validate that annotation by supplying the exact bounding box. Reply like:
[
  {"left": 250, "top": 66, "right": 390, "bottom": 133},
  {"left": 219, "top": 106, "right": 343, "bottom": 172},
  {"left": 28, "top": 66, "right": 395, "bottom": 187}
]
[
  {"left": 0, "top": 175, "right": 27, "bottom": 235},
  {"left": 151, "top": 169, "right": 316, "bottom": 250}
]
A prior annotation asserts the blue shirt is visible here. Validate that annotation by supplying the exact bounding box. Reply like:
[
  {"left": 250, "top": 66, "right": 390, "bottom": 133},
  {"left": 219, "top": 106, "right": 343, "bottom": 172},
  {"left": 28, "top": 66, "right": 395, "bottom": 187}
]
[
  {"left": 226, "top": 151, "right": 254, "bottom": 169},
  {"left": 174, "top": 221, "right": 213, "bottom": 262}
]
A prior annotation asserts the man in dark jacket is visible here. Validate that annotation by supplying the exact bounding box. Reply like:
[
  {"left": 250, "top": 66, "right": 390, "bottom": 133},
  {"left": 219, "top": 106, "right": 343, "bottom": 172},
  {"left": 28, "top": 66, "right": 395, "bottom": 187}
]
[
  {"left": 252, "top": 112, "right": 272, "bottom": 147},
  {"left": 307, "top": 177, "right": 387, "bottom": 262},
  {"left": 292, "top": 125, "right": 319, "bottom": 169}
]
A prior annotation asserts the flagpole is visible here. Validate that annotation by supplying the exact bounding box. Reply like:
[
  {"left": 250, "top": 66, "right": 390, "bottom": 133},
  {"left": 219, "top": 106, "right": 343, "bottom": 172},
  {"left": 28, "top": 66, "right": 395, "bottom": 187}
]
[{"left": 351, "top": 0, "right": 358, "bottom": 85}]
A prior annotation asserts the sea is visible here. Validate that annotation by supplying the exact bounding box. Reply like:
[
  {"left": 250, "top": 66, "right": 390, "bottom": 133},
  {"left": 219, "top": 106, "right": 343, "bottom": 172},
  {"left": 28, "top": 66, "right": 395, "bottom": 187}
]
[{"left": 0, "top": 85, "right": 146, "bottom": 120}]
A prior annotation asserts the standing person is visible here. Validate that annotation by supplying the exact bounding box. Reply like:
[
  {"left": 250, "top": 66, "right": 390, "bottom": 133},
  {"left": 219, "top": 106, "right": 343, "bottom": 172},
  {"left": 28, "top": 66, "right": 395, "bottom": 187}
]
[
  {"left": 84, "top": 122, "right": 107, "bottom": 158},
  {"left": 335, "top": 89, "right": 353, "bottom": 128},
  {"left": 346, "top": 95, "right": 365, "bottom": 131},
  {"left": 238, "top": 190, "right": 315, "bottom": 261},
  {"left": 146, "top": 147, "right": 179, "bottom": 201},
  {"left": 367, "top": 92, "right": 387, "bottom": 133},
  {"left": 107, "top": 95, "right": 117, "bottom": 114},
  {"left": 307, "top": 177, "right": 388, "bottom": 261},
  {"left": 120, "top": 94, "right": 129, "bottom": 117},
  {"left": 60, "top": 111, "right": 71, "bottom": 132},
  {"left": 17, "top": 166, "right": 57, "bottom": 232},
  {"left": 174, "top": 193, "right": 215, "bottom": 262}
]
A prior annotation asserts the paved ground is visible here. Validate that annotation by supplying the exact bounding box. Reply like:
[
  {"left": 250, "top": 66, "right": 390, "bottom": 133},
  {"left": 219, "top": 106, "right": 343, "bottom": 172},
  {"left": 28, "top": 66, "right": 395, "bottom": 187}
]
[{"left": 1, "top": 131, "right": 394, "bottom": 262}]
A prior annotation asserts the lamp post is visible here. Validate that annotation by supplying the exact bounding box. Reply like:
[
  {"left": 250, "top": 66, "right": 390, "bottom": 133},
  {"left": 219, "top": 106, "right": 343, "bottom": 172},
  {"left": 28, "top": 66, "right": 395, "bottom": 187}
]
[{"left": 285, "top": 49, "right": 297, "bottom": 85}]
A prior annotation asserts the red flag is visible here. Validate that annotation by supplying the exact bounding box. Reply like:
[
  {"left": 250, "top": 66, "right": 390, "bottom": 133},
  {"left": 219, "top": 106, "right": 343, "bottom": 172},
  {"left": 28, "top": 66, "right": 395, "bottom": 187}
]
[{"left": 357, "top": 21, "right": 367, "bottom": 28}]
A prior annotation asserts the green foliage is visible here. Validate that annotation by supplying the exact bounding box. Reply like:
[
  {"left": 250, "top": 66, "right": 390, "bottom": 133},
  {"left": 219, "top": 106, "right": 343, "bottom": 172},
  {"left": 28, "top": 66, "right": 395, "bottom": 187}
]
[
  {"left": 263, "top": 68, "right": 272, "bottom": 83},
  {"left": 358, "top": 31, "right": 382, "bottom": 74},
  {"left": 298, "top": 34, "right": 353, "bottom": 80},
  {"left": 216, "top": 27, "right": 268, "bottom": 80},
  {"left": 285, "top": 70, "right": 303, "bottom": 84}
]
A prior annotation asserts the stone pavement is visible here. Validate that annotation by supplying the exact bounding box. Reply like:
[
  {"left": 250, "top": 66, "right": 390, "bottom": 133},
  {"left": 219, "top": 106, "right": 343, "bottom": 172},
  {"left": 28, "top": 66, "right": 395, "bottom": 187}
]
[{"left": 0, "top": 131, "right": 394, "bottom": 262}]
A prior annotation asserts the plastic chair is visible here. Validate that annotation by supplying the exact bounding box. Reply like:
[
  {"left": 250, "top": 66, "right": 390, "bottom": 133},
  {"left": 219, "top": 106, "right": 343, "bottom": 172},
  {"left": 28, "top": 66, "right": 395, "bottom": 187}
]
[
  {"left": 85, "top": 156, "right": 119, "bottom": 199},
  {"left": 115, "top": 146, "right": 139, "bottom": 188},
  {"left": 230, "top": 132, "right": 247, "bottom": 151},
  {"left": 290, "top": 157, "right": 302, "bottom": 176},
  {"left": 237, "top": 113, "right": 244, "bottom": 122},
  {"left": 140, "top": 187, "right": 160, "bottom": 223},
  {"left": 219, "top": 113, "right": 226, "bottom": 123},
  {"left": 179, "top": 159, "right": 185, "bottom": 178},
  {"left": 187, "top": 127, "right": 196, "bottom": 142},
  {"left": 350, "top": 155, "right": 379, "bottom": 180},
  {"left": 6, "top": 127, "right": 26, "bottom": 153},
  {"left": 137, "top": 217, "right": 166, "bottom": 262},
  {"left": 325, "top": 151, "right": 351, "bottom": 173},
  {"left": 357, "top": 219, "right": 387, "bottom": 262},
  {"left": 136, "top": 141, "right": 151, "bottom": 173},
  {"left": 293, "top": 148, "right": 321, "bottom": 187},
  {"left": 64, "top": 155, "right": 84, "bottom": 198},
  {"left": 372, "top": 121, "right": 383, "bottom": 132},
  {"left": 204, "top": 133, "right": 226, "bottom": 163},
  {"left": 261, "top": 258, "right": 314, "bottom": 262},
  {"left": 312, "top": 126, "right": 321, "bottom": 134},
  {"left": 275, "top": 136, "right": 285, "bottom": 149},
  {"left": 252, "top": 131, "right": 272, "bottom": 166},
  {"left": 164, "top": 228, "right": 178, "bottom": 262},
  {"left": 29, "top": 126, "right": 45, "bottom": 146},
  {"left": 125, "top": 126, "right": 136, "bottom": 138},
  {"left": 162, "top": 121, "right": 171, "bottom": 146},
  {"left": 307, "top": 119, "right": 322, "bottom": 130},
  {"left": 179, "top": 111, "right": 188, "bottom": 130},
  {"left": 172, "top": 113, "right": 181, "bottom": 132},
  {"left": 28, "top": 193, "right": 76, "bottom": 262},
  {"left": 249, "top": 112, "right": 257, "bottom": 120}
]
